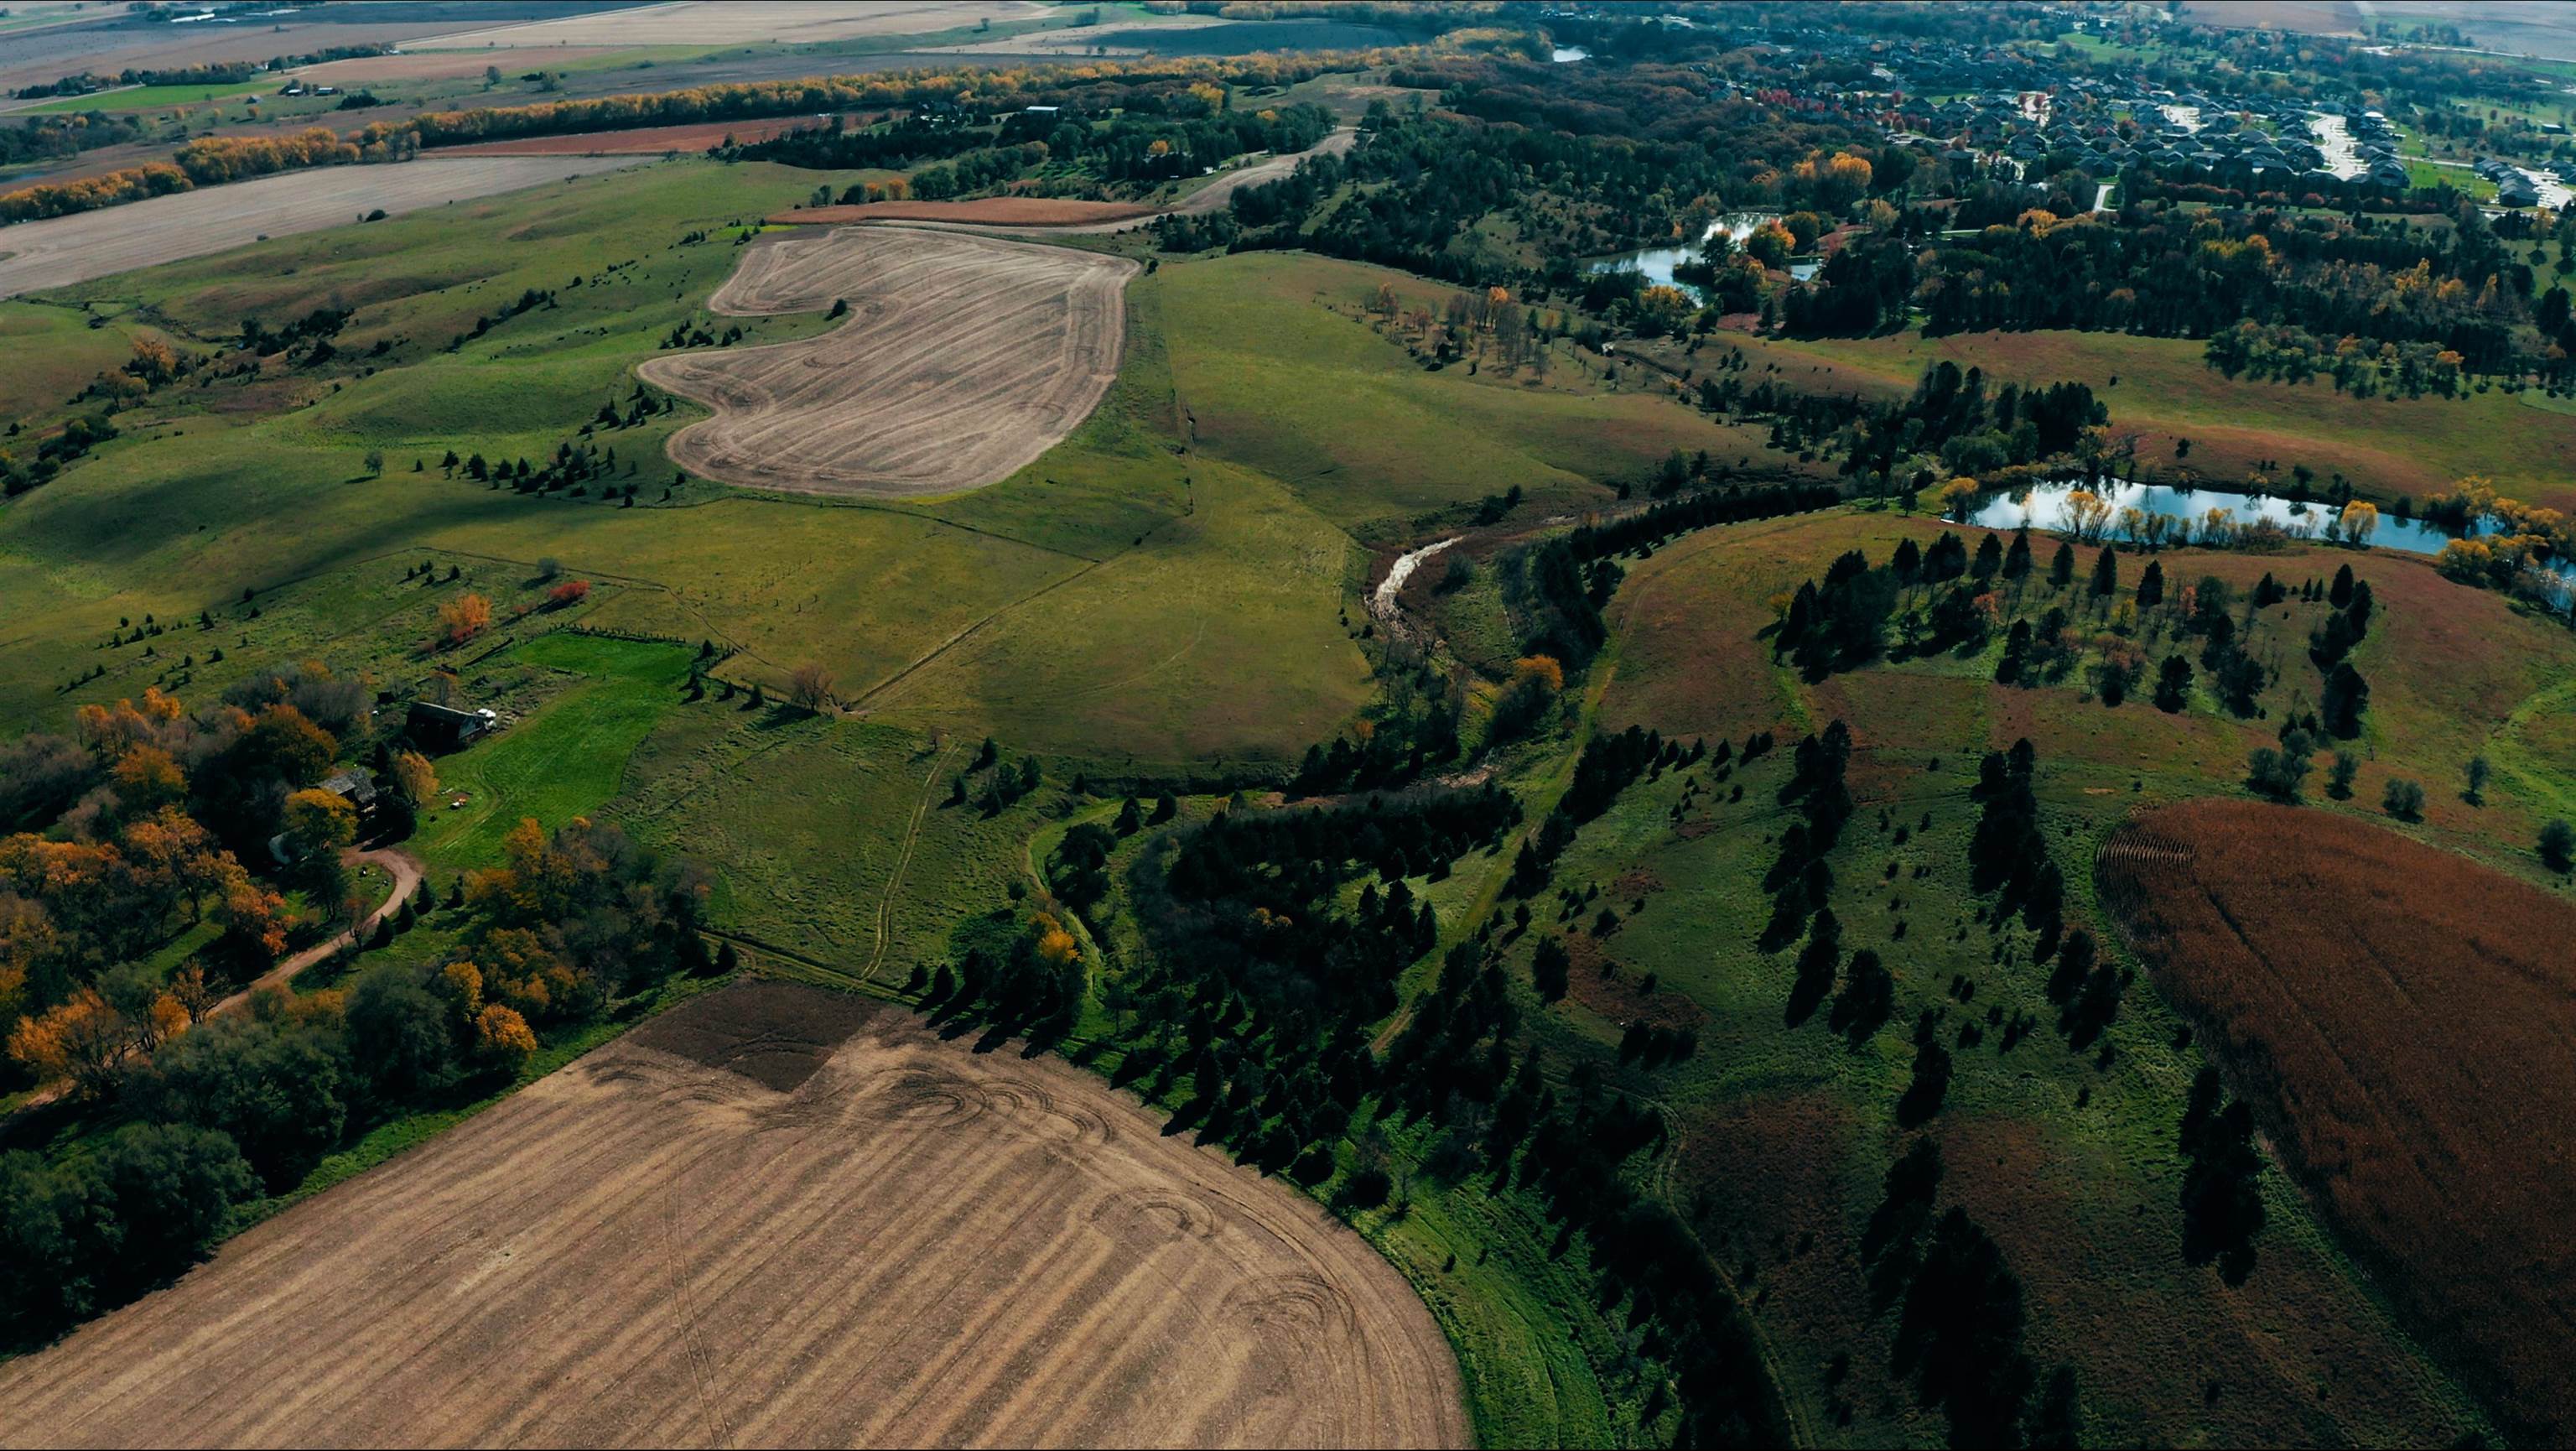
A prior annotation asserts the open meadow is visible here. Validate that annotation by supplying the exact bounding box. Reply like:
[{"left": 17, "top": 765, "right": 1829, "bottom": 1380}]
[
  {"left": 0, "top": 982, "right": 1469, "bottom": 1449},
  {"left": 1472, "top": 502, "right": 2571, "bottom": 1445}
]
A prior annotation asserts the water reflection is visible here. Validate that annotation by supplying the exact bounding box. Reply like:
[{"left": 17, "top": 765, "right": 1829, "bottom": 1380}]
[
  {"left": 1587, "top": 211, "right": 1810, "bottom": 296},
  {"left": 1963, "top": 479, "right": 2573, "bottom": 591}
]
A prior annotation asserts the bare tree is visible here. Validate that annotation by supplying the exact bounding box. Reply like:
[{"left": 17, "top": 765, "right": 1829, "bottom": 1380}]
[{"left": 788, "top": 662, "right": 837, "bottom": 713}]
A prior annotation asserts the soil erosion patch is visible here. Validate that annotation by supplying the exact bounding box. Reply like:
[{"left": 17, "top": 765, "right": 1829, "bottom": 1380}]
[
  {"left": 639, "top": 226, "right": 1135, "bottom": 497},
  {"left": 2097, "top": 798, "right": 2576, "bottom": 1443},
  {"left": 0, "top": 983, "right": 1467, "bottom": 1448}
]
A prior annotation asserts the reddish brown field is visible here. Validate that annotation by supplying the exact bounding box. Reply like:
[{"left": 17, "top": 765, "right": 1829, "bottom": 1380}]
[
  {"left": 0, "top": 983, "right": 1467, "bottom": 1448},
  {"left": 2099, "top": 798, "right": 2576, "bottom": 1443},
  {"left": 775, "top": 197, "right": 1163, "bottom": 226},
  {"left": 433, "top": 116, "right": 844, "bottom": 157}
]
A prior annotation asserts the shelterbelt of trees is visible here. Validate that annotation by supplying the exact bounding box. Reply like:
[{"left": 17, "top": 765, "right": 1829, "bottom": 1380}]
[
  {"left": 0, "top": 49, "right": 1389, "bottom": 227},
  {"left": 0, "top": 126, "right": 418, "bottom": 225}
]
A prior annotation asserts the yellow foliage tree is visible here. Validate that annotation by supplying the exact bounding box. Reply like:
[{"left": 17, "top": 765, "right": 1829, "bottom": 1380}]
[
  {"left": 387, "top": 750, "right": 439, "bottom": 812},
  {"left": 474, "top": 1003, "right": 538, "bottom": 1073},
  {"left": 1512, "top": 655, "right": 1565, "bottom": 693},
  {"left": 281, "top": 788, "right": 357, "bottom": 862},
  {"left": 1933, "top": 476, "right": 1982, "bottom": 522},
  {"left": 438, "top": 960, "right": 485, "bottom": 1019},
  {"left": 112, "top": 744, "right": 187, "bottom": 814},
  {"left": 7, "top": 989, "right": 131, "bottom": 1099}
]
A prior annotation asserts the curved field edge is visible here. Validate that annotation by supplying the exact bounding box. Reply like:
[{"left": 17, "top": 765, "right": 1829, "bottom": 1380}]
[
  {"left": 0, "top": 982, "right": 1472, "bottom": 1449},
  {"left": 638, "top": 226, "right": 1139, "bottom": 498}
]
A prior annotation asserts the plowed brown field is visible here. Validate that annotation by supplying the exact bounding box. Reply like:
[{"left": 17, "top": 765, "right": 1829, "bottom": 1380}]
[
  {"left": 0, "top": 983, "right": 1467, "bottom": 1449},
  {"left": 0, "top": 156, "right": 637, "bottom": 299},
  {"left": 2098, "top": 800, "right": 2576, "bottom": 1444},
  {"left": 639, "top": 226, "right": 1135, "bottom": 497}
]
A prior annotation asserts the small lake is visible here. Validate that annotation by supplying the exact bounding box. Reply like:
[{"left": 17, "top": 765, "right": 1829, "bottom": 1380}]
[
  {"left": 1966, "top": 479, "right": 2574, "bottom": 590},
  {"left": 1587, "top": 211, "right": 1817, "bottom": 296}
]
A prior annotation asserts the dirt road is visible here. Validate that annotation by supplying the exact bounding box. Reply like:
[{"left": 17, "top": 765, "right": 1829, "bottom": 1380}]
[{"left": 210, "top": 845, "right": 424, "bottom": 1017}]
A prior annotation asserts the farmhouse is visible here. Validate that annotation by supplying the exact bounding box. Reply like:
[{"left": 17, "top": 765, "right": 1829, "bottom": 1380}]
[
  {"left": 406, "top": 700, "right": 497, "bottom": 752},
  {"left": 318, "top": 766, "right": 380, "bottom": 824}
]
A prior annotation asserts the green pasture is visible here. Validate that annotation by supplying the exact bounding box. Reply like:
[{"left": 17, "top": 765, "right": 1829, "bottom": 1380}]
[{"left": 1707, "top": 328, "right": 2576, "bottom": 512}]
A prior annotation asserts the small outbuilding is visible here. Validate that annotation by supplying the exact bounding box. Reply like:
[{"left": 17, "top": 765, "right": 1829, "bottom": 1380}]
[{"left": 407, "top": 701, "right": 498, "bottom": 752}]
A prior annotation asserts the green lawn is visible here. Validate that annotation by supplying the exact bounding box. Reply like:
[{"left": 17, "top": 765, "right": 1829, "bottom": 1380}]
[
  {"left": 408, "top": 631, "right": 698, "bottom": 873},
  {"left": 18, "top": 81, "right": 267, "bottom": 113}
]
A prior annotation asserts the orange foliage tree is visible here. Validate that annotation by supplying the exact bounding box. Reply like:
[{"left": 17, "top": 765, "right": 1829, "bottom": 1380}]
[{"left": 437, "top": 592, "right": 493, "bottom": 646}]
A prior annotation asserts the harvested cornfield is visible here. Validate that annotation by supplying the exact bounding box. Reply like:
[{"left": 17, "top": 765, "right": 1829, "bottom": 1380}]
[
  {"left": 2098, "top": 799, "right": 2576, "bottom": 1444},
  {"left": 774, "top": 197, "right": 1162, "bottom": 227},
  {"left": 0, "top": 983, "right": 1468, "bottom": 1449},
  {"left": 639, "top": 226, "right": 1136, "bottom": 497},
  {"left": 0, "top": 156, "right": 636, "bottom": 298}
]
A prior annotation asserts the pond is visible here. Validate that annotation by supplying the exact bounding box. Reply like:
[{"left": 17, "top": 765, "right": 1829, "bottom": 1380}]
[
  {"left": 1964, "top": 479, "right": 2575, "bottom": 590},
  {"left": 1587, "top": 211, "right": 1818, "bottom": 297}
]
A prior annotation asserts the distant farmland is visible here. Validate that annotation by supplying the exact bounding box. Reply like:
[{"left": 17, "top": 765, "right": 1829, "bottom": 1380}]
[
  {"left": 0, "top": 983, "right": 1468, "bottom": 1449},
  {"left": 0, "top": 156, "right": 638, "bottom": 299},
  {"left": 434, "top": 116, "right": 854, "bottom": 157},
  {"left": 2099, "top": 799, "right": 2576, "bottom": 1444}
]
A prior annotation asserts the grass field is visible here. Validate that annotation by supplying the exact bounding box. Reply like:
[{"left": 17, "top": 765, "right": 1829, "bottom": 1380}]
[
  {"left": 15, "top": 81, "right": 267, "bottom": 113},
  {"left": 8, "top": 82, "right": 2550, "bottom": 1444},
  {"left": 0, "top": 156, "right": 645, "bottom": 299},
  {"left": 1478, "top": 504, "right": 2533, "bottom": 1445},
  {"left": 1707, "top": 328, "right": 2576, "bottom": 513},
  {"left": 0, "top": 299, "right": 162, "bottom": 422},
  {"left": 408, "top": 630, "right": 699, "bottom": 870},
  {"left": 1160, "top": 253, "right": 1800, "bottom": 538},
  {"left": 18, "top": 167, "right": 1750, "bottom": 769},
  {"left": 2101, "top": 798, "right": 2576, "bottom": 1445}
]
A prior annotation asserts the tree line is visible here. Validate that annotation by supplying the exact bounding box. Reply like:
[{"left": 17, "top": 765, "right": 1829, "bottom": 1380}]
[{"left": 1, "top": 815, "right": 712, "bottom": 1345}]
